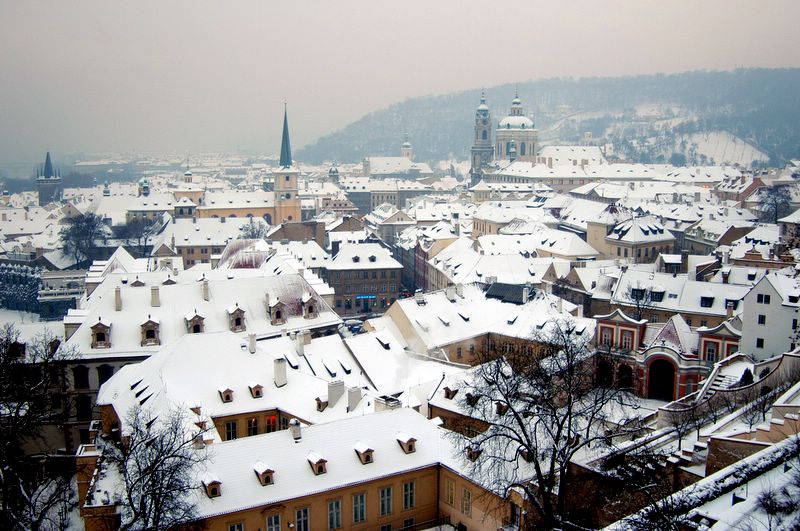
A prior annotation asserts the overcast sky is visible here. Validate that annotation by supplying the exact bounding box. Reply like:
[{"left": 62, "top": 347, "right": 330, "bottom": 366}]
[{"left": 1, "top": 0, "right": 799, "bottom": 164}]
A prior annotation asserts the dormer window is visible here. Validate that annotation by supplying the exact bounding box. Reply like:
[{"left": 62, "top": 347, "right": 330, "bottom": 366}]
[
  {"left": 496, "top": 401, "right": 509, "bottom": 416},
  {"left": 218, "top": 387, "right": 233, "bottom": 403},
  {"left": 700, "top": 296, "right": 714, "bottom": 308},
  {"left": 91, "top": 319, "right": 111, "bottom": 349},
  {"left": 368, "top": 255, "right": 377, "bottom": 263},
  {"left": 307, "top": 452, "right": 327, "bottom": 475},
  {"left": 302, "top": 293, "right": 318, "bottom": 320},
  {"left": 249, "top": 383, "right": 263, "bottom": 398},
  {"left": 185, "top": 311, "right": 205, "bottom": 334},
  {"left": 202, "top": 474, "right": 222, "bottom": 498},
  {"left": 443, "top": 387, "right": 458, "bottom": 400},
  {"left": 130, "top": 276, "right": 145, "bottom": 287},
  {"left": 268, "top": 298, "right": 287, "bottom": 326},
  {"left": 140, "top": 316, "right": 160, "bottom": 346},
  {"left": 465, "top": 392, "right": 478, "bottom": 407},
  {"left": 396, "top": 432, "right": 416, "bottom": 454},
  {"left": 253, "top": 462, "right": 274, "bottom": 486},
  {"left": 354, "top": 442, "right": 374, "bottom": 464},
  {"left": 227, "top": 305, "right": 246, "bottom": 332}
]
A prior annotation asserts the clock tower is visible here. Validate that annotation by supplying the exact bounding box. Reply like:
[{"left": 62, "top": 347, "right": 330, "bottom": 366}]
[{"left": 469, "top": 92, "right": 494, "bottom": 187}]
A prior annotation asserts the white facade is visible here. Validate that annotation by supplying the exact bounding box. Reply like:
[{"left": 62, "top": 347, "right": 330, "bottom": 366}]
[{"left": 740, "top": 273, "right": 800, "bottom": 360}]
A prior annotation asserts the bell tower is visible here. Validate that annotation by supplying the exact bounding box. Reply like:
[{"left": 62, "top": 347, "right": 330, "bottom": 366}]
[
  {"left": 470, "top": 91, "right": 494, "bottom": 186},
  {"left": 273, "top": 105, "right": 300, "bottom": 223}
]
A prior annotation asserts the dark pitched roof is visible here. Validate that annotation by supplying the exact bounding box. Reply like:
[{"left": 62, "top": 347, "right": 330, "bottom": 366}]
[
  {"left": 279, "top": 106, "right": 292, "bottom": 168},
  {"left": 485, "top": 282, "right": 527, "bottom": 305},
  {"left": 43, "top": 151, "right": 55, "bottom": 178}
]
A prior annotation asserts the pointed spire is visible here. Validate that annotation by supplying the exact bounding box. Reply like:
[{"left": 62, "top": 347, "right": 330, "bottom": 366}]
[
  {"left": 43, "top": 151, "right": 54, "bottom": 178},
  {"left": 279, "top": 103, "right": 292, "bottom": 168}
]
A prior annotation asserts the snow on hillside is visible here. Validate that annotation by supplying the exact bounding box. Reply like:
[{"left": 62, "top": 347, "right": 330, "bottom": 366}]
[{"left": 677, "top": 131, "right": 769, "bottom": 166}]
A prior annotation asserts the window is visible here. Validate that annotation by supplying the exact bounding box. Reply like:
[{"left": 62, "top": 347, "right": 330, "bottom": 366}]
[
  {"left": 403, "top": 519, "right": 415, "bottom": 530},
  {"left": 601, "top": 328, "right": 612, "bottom": 347},
  {"left": 247, "top": 417, "right": 258, "bottom": 436},
  {"left": 296, "top": 507, "right": 309, "bottom": 531},
  {"left": 328, "top": 499, "right": 342, "bottom": 529},
  {"left": 621, "top": 331, "right": 633, "bottom": 351},
  {"left": 456, "top": 347, "right": 462, "bottom": 358},
  {"left": 705, "top": 342, "right": 718, "bottom": 362},
  {"left": 266, "top": 514, "right": 280, "bottom": 531},
  {"left": 757, "top": 293, "right": 771, "bottom": 304},
  {"left": 756, "top": 338, "right": 764, "bottom": 349},
  {"left": 75, "top": 395, "right": 92, "bottom": 421},
  {"left": 380, "top": 486, "right": 392, "bottom": 516},
  {"left": 380, "top": 526, "right": 392, "bottom": 531},
  {"left": 229, "top": 524, "right": 244, "bottom": 531},
  {"left": 266, "top": 415, "right": 277, "bottom": 433},
  {"left": 700, "top": 320, "right": 707, "bottom": 327},
  {"left": 445, "top": 478, "right": 455, "bottom": 505},
  {"left": 758, "top": 314, "right": 766, "bottom": 325},
  {"left": 461, "top": 487, "right": 472, "bottom": 516},
  {"left": 353, "top": 493, "right": 366, "bottom": 523},
  {"left": 403, "top": 481, "right": 415, "bottom": 510},
  {"left": 700, "top": 296, "right": 714, "bottom": 308},
  {"left": 225, "top": 421, "right": 237, "bottom": 441},
  {"left": 73, "top": 366, "right": 90, "bottom": 389}
]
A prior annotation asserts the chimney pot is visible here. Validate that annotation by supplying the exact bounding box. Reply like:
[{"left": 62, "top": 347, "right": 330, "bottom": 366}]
[{"left": 288, "top": 418, "right": 301, "bottom": 440}]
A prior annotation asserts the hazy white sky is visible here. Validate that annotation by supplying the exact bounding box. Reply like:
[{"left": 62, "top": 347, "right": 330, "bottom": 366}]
[{"left": 1, "top": 0, "right": 799, "bottom": 163}]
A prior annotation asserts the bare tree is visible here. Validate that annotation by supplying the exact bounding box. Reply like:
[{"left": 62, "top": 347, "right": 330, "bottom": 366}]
[
  {"left": 449, "top": 317, "right": 643, "bottom": 529},
  {"left": 115, "top": 217, "right": 160, "bottom": 258},
  {"left": 758, "top": 185, "right": 793, "bottom": 225},
  {"left": 0, "top": 324, "right": 77, "bottom": 530},
  {"left": 105, "top": 404, "right": 210, "bottom": 530},
  {"left": 622, "top": 282, "right": 656, "bottom": 321},
  {"left": 238, "top": 218, "right": 270, "bottom": 240},
  {"left": 59, "top": 212, "right": 109, "bottom": 265}
]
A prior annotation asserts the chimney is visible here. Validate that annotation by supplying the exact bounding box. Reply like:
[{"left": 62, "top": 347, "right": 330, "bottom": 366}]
[
  {"left": 288, "top": 418, "right": 301, "bottom": 441},
  {"left": 445, "top": 285, "right": 456, "bottom": 302},
  {"left": 557, "top": 296, "right": 563, "bottom": 314},
  {"left": 273, "top": 357, "right": 287, "bottom": 387},
  {"left": 726, "top": 301, "right": 734, "bottom": 319},
  {"left": 150, "top": 286, "right": 160, "bottom": 307},
  {"left": 248, "top": 332, "right": 257, "bottom": 354},
  {"left": 295, "top": 334, "right": 304, "bottom": 357},
  {"left": 297, "top": 267, "right": 305, "bottom": 278},
  {"left": 455, "top": 283, "right": 464, "bottom": 298},
  {"left": 192, "top": 216, "right": 196, "bottom": 224},
  {"left": 375, "top": 395, "right": 402, "bottom": 412},
  {"left": 522, "top": 286, "right": 530, "bottom": 304},
  {"left": 201, "top": 279, "right": 210, "bottom": 301},
  {"left": 328, "top": 380, "right": 345, "bottom": 406},
  {"left": 300, "top": 329, "right": 312, "bottom": 345},
  {"left": 114, "top": 286, "right": 122, "bottom": 311},
  {"left": 347, "top": 387, "right": 362, "bottom": 412}
]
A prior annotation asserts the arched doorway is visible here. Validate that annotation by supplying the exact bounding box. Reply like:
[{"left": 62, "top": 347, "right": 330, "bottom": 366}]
[
  {"left": 596, "top": 359, "right": 613, "bottom": 387},
  {"left": 648, "top": 358, "right": 676, "bottom": 401}
]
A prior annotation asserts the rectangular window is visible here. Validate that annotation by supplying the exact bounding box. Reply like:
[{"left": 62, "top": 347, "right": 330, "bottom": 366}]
[
  {"left": 403, "top": 481, "right": 415, "bottom": 510},
  {"left": 229, "top": 524, "right": 244, "bottom": 531},
  {"left": 380, "top": 525, "right": 392, "bottom": 531},
  {"left": 380, "top": 486, "right": 393, "bottom": 516},
  {"left": 266, "top": 515, "right": 280, "bottom": 531},
  {"left": 247, "top": 417, "right": 258, "bottom": 436},
  {"left": 266, "top": 415, "right": 277, "bottom": 433},
  {"left": 445, "top": 478, "right": 454, "bottom": 505},
  {"left": 758, "top": 314, "right": 766, "bottom": 325},
  {"left": 225, "top": 421, "right": 237, "bottom": 441},
  {"left": 461, "top": 487, "right": 472, "bottom": 516},
  {"left": 403, "top": 518, "right": 415, "bottom": 529},
  {"left": 328, "top": 499, "right": 342, "bottom": 529},
  {"left": 353, "top": 492, "right": 366, "bottom": 523},
  {"left": 296, "top": 507, "right": 309, "bottom": 531},
  {"left": 756, "top": 338, "right": 764, "bottom": 348},
  {"left": 456, "top": 347, "right": 462, "bottom": 358}
]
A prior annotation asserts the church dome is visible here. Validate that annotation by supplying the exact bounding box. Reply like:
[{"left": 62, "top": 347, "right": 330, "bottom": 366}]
[
  {"left": 328, "top": 166, "right": 339, "bottom": 177},
  {"left": 498, "top": 115, "right": 534, "bottom": 129}
]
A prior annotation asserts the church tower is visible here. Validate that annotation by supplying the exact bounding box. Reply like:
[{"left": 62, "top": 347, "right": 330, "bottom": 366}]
[
  {"left": 272, "top": 105, "right": 301, "bottom": 224},
  {"left": 400, "top": 133, "right": 413, "bottom": 160},
  {"left": 496, "top": 88, "right": 537, "bottom": 162},
  {"left": 470, "top": 92, "right": 494, "bottom": 186},
  {"left": 36, "top": 151, "right": 63, "bottom": 206}
]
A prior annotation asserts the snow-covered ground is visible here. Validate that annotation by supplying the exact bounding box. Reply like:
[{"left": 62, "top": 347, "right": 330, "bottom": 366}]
[{"left": 678, "top": 131, "right": 769, "bottom": 166}]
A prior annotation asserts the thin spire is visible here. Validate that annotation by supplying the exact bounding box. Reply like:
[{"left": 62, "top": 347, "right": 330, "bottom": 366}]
[
  {"left": 43, "top": 151, "right": 54, "bottom": 178},
  {"left": 279, "top": 105, "right": 292, "bottom": 168},
  {"left": 515, "top": 84, "right": 519, "bottom": 98}
]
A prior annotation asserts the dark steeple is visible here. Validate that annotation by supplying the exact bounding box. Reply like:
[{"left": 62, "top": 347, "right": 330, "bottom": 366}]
[
  {"left": 279, "top": 105, "right": 292, "bottom": 168},
  {"left": 43, "top": 151, "right": 55, "bottom": 178}
]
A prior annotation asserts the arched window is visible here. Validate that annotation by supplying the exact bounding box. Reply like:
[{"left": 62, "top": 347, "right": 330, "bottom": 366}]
[{"left": 481, "top": 130, "right": 487, "bottom": 140}]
